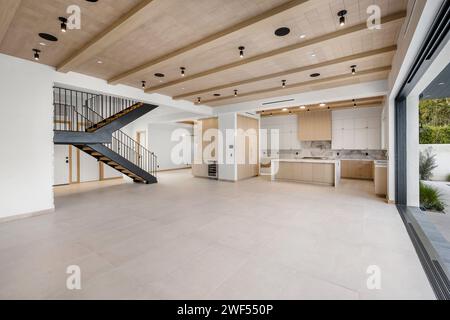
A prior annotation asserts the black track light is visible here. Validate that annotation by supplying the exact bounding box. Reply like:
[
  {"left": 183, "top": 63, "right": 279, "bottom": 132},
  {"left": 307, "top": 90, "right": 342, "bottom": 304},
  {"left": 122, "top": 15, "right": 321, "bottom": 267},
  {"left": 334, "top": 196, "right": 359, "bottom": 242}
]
[
  {"left": 338, "top": 10, "right": 347, "bottom": 27},
  {"left": 351, "top": 65, "right": 357, "bottom": 75},
  {"left": 180, "top": 67, "right": 186, "bottom": 77},
  {"left": 234, "top": 90, "right": 238, "bottom": 97},
  {"left": 141, "top": 81, "right": 146, "bottom": 89},
  {"left": 197, "top": 97, "right": 201, "bottom": 104},
  {"left": 33, "top": 49, "right": 41, "bottom": 61},
  {"left": 239, "top": 46, "right": 245, "bottom": 59},
  {"left": 59, "top": 17, "right": 68, "bottom": 33},
  {"left": 282, "top": 80, "right": 287, "bottom": 88}
]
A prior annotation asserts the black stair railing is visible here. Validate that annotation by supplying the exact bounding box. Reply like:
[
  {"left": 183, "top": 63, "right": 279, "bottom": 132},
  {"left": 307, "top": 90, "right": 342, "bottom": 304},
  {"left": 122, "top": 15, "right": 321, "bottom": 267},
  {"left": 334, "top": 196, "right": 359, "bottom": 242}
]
[{"left": 53, "top": 87, "right": 158, "bottom": 178}]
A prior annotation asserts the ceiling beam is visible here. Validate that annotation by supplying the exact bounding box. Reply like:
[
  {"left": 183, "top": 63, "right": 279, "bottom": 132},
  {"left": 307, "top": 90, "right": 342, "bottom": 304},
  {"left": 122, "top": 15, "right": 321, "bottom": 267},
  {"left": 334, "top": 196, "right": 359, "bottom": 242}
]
[
  {"left": 0, "top": 0, "right": 21, "bottom": 46},
  {"left": 174, "top": 46, "right": 397, "bottom": 100},
  {"left": 257, "top": 96, "right": 385, "bottom": 113},
  {"left": 56, "top": 0, "right": 155, "bottom": 73},
  {"left": 145, "top": 11, "right": 406, "bottom": 93},
  {"left": 202, "top": 66, "right": 392, "bottom": 104},
  {"left": 259, "top": 100, "right": 383, "bottom": 116},
  {"left": 108, "top": 0, "right": 311, "bottom": 84}
]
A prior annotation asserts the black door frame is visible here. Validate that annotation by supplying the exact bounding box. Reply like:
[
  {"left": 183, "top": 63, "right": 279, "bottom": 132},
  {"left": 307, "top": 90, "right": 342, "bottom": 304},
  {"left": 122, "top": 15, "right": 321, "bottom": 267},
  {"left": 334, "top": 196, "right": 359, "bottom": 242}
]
[
  {"left": 393, "top": 1, "right": 450, "bottom": 299},
  {"left": 394, "top": 0, "right": 449, "bottom": 205}
]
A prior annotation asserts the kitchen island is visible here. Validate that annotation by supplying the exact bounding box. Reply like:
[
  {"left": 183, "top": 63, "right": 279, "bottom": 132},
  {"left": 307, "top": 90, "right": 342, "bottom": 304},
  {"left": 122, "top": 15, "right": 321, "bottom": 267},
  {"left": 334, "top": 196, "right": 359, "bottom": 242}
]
[{"left": 271, "top": 159, "right": 341, "bottom": 187}]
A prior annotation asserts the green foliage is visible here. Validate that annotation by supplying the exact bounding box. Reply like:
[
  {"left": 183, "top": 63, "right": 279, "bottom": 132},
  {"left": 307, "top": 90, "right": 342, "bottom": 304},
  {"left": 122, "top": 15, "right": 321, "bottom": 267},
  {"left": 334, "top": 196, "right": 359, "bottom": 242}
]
[
  {"left": 420, "top": 182, "right": 446, "bottom": 212},
  {"left": 420, "top": 125, "right": 450, "bottom": 144},
  {"left": 419, "top": 98, "right": 450, "bottom": 144},
  {"left": 419, "top": 148, "right": 438, "bottom": 181},
  {"left": 447, "top": 174, "right": 450, "bottom": 182},
  {"left": 420, "top": 98, "right": 450, "bottom": 127}
]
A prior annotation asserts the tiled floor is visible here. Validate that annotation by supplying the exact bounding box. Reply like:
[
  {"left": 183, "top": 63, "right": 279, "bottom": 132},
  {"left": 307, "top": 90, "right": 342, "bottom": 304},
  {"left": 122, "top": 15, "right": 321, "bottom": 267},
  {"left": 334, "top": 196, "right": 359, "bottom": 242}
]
[{"left": 0, "top": 170, "right": 435, "bottom": 300}]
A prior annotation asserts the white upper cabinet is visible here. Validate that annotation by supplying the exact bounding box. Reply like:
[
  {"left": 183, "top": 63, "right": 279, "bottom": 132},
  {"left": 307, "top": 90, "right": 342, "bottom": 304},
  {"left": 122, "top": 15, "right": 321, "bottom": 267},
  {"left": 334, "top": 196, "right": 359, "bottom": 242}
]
[{"left": 332, "top": 107, "right": 382, "bottom": 150}]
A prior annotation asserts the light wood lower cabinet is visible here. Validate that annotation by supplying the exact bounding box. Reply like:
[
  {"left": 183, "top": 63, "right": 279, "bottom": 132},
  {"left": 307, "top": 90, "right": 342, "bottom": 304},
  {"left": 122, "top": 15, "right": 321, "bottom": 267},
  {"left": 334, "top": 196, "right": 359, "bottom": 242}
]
[
  {"left": 275, "top": 162, "right": 335, "bottom": 185},
  {"left": 341, "top": 160, "right": 374, "bottom": 180}
]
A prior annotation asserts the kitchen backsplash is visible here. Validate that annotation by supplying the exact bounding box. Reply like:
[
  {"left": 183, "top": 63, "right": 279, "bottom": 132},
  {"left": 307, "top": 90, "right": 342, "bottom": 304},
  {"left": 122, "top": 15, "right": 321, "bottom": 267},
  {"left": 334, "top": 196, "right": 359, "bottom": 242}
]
[{"left": 263, "top": 141, "right": 387, "bottom": 160}]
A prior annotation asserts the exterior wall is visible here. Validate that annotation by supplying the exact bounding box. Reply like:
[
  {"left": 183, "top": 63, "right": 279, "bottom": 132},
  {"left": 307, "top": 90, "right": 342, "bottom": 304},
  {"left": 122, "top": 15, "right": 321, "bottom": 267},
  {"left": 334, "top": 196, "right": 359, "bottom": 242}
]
[{"left": 420, "top": 145, "right": 450, "bottom": 182}]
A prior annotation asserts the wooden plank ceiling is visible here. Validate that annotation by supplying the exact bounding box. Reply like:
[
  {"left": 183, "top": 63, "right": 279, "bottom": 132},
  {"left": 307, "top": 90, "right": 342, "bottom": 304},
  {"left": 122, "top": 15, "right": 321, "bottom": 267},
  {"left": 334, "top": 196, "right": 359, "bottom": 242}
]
[{"left": 0, "top": 0, "right": 408, "bottom": 107}]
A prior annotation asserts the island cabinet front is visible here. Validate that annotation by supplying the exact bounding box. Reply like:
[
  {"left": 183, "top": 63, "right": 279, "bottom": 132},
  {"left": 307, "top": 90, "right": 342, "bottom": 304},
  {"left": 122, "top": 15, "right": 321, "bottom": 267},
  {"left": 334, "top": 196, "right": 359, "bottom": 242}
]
[{"left": 274, "top": 161, "right": 336, "bottom": 186}]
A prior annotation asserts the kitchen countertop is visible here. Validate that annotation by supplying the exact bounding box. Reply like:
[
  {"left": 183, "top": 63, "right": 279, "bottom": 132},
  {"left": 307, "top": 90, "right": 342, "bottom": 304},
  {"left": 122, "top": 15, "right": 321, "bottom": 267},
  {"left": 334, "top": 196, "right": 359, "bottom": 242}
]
[{"left": 271, "top": 159, "right": 340, "bottom": 164}]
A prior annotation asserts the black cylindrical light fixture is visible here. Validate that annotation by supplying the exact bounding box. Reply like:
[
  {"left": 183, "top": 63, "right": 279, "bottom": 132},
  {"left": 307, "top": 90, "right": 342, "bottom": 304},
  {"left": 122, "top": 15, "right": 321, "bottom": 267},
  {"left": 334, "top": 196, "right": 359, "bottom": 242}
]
[
  {"left": 59, "top": 17, "right": 68, "bottom": 33},
  {"left": 282, "top": 80, "right": 287, "bottom": 88},
  {"left": 180, "top": 67, "right": 186, "bottom": 77},
  {"left": 33, "top": 49, "right": 41, "bottom": 61},
  {"left": 141, "top": 81, "right": 146, "bottom": 89},
  {"left": 234, "top": 89, "right": 238, "bottom": 97},
  {"left": 351, "top": 65, "right": 357, "bottom": 75},
  {"left": 338, "top": 10, "right": 347, "bottom": 27},
  {"left": 239, "top": 46, "right": 245, "bottom": 58}
]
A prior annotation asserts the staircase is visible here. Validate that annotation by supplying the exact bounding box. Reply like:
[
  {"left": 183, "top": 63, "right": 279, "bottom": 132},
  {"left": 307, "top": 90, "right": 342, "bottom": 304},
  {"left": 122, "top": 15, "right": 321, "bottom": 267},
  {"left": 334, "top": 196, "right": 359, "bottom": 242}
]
[{"left": 53, "top": 87, "right": 159, "bottom": 184}]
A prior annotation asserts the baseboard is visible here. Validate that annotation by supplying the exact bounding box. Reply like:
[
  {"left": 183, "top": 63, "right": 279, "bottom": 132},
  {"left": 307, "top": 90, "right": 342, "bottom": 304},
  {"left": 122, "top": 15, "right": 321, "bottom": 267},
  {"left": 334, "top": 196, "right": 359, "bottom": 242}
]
[
  {"left": 158, "top": 167, "right": 192, "bottom": 173},
  {"left": 0, "top": 208, "right": 55, "bottom": 224}
]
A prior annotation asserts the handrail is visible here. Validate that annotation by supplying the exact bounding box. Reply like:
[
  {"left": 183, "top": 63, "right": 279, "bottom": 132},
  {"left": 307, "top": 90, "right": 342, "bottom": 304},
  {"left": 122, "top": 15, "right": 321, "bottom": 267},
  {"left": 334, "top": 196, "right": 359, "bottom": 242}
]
[{"left": 53, "top": 87, "right": 158, "bottom": 178}]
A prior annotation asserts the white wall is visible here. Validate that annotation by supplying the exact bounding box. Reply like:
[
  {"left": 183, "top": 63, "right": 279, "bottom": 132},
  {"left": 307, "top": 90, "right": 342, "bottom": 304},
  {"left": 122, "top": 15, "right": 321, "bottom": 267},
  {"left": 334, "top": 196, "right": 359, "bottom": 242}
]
[
  {"left": 0, "top": 55, "right": 54, "bottom": 219},
  {"left": 147, "top": 123, "right": 193, "bottom": 171},
  {"left": 420, "top": 145, "right": 450, "bottom": 182},
  {"left": 260, "top": 114, "right": 300, "bottom": 153}
]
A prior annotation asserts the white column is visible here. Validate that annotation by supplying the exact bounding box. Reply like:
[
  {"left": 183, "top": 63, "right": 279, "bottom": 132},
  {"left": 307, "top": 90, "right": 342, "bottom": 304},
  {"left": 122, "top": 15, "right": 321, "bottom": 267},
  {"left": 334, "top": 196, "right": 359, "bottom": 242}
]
[{"left": 406, "top": 94, "right": 420, "bottom": 207}]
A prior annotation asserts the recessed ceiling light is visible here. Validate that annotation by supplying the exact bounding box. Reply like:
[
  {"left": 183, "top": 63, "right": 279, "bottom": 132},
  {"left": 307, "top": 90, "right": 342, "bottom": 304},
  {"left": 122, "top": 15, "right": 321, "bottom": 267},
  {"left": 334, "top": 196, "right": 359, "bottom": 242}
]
[
  {"left": 311, "top": 53, "right": 316, "bottom": 57},
  {"left": 320, "top": 103, "right": 326, "bottom": 107},
  {"left": 300, "top": 106, "right": 306, "bottom": 109},
  {"left": 38, "top": 33, "right": 58, "bottom": 42},
  {"left": 438, "top": 82, "right": 445, "bottom": 85},
  {"left": 275, "top": 27, "right": 291, "bottom": 37},
  {"left": 300, "top": 34, "right": 306, "bottom": 39},
  {"left": 97, "top": 60, "right": 103, "bottom": 64},
  {"left": 282, "top": 108, "right": 288, "bottom": 112},
  {"left": 39, "top": 42, "right": 46, "bottom": 46}
]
